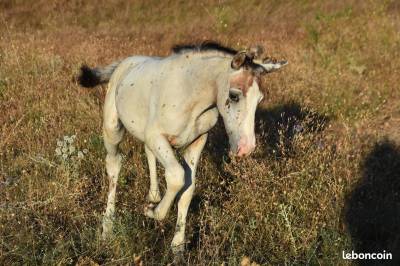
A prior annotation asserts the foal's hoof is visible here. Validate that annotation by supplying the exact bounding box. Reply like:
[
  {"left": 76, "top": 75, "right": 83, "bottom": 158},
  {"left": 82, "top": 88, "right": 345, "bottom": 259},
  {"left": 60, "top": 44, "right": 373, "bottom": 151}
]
[
  {"left": 144, "top": 203, "right": 157, "bottom": 219},
  {"left": 171, "top": 243, "right": 185, "bottom": 255},
  {"left": 101, "top": 218, "right": 114, "bottom": 240},
  {"left": 101, "top": 230, "right": 112, "bottom": 241},
  {"left": 171, "top": 245, "right": 185, "bottom": 265}
]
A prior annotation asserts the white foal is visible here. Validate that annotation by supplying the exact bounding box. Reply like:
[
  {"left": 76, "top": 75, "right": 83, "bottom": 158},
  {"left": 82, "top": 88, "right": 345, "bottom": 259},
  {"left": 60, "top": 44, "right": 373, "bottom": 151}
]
[{"left": 78, "top": 41, "right": 287, "bottom": 255}]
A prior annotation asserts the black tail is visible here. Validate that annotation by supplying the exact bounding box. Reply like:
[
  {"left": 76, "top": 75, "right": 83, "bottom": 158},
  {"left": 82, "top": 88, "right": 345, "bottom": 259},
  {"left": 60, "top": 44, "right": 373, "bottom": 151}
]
[
  {"left": 78, "top": 65, "right": 101, "bottom": 88},
  {"left": 77, "top": 60, "right": 122, "bottom": 88}
]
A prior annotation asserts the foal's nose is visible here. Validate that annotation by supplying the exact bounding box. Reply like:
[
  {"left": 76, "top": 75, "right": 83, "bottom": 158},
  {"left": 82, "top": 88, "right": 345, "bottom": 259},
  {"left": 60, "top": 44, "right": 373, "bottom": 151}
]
[
  {"left": 237, "top": 145, "right": 255, "bottom": 157},
  {"left": 236, "top": 137, "right": 256, "bottom": 157}
]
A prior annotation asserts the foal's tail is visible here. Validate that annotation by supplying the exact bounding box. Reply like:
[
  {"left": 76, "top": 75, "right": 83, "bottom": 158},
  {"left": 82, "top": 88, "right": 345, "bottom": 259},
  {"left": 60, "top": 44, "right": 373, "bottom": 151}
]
[{"left": 77, "top": 60, "right": 121, "bottom": 88}]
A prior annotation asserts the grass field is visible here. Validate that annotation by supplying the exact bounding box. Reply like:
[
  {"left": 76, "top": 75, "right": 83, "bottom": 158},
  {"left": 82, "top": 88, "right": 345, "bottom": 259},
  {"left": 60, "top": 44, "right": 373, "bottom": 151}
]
[{"left": 1, "top": 0, "right": 400, "bottom": 265}]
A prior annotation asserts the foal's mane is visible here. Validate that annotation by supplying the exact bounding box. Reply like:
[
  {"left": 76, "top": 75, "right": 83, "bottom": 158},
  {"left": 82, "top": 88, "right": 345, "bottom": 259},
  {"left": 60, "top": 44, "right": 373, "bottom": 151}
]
[{"left": 172, "top": 41, "right": 238, "bottom": 56}]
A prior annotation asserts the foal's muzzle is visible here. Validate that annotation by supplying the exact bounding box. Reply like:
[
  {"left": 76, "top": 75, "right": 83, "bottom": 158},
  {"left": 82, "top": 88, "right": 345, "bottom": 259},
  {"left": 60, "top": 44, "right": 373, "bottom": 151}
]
[{"left": 233, "top": 136, "right": 256, "bottom": 157}]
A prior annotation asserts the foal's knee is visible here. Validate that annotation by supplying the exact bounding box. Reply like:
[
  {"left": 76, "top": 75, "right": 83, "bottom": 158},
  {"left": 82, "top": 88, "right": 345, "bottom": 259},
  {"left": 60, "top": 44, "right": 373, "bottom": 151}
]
[
  {"left": 165, "top": 165, "right": 185, "bottom": 192},
  {"left": 106, "top": 153, "right": 122, "bottom": 179}
]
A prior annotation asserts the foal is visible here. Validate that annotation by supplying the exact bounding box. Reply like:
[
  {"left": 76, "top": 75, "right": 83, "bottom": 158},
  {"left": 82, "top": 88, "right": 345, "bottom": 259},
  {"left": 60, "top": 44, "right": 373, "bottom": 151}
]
[{"left": 78, "top": 42, "right": 287, "bottom": 254}]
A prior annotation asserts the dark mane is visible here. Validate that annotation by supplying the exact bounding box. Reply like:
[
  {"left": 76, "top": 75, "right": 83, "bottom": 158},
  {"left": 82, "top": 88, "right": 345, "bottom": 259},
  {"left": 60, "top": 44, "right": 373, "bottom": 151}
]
[{"left": 172, "top": 41, "right": 238, "bottom": 56}]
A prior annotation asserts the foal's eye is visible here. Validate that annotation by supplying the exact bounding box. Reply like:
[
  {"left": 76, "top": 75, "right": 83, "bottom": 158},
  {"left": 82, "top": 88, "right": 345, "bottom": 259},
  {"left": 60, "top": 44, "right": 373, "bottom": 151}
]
[{"left": 229, "top": 91, "right": 240, "bottom": 102}]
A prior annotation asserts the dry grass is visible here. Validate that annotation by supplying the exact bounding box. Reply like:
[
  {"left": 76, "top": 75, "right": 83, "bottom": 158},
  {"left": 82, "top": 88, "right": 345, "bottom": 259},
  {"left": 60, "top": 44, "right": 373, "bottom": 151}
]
[{"left": 1, "top": 0, "right": 400, "bottom": 265}]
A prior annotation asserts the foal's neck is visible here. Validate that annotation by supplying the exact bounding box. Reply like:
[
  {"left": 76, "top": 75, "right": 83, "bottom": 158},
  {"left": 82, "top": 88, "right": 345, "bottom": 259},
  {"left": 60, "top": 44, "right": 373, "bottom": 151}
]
[{"left": 189, "top": 54, "right": 232, "bottom": 104}]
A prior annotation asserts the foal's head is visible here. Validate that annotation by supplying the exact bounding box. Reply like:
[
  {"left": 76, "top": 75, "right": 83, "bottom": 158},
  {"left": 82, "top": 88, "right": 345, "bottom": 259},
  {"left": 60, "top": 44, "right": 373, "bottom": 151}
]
[{"left": 217, "top": 46, "right": 287, "bottom": 157}]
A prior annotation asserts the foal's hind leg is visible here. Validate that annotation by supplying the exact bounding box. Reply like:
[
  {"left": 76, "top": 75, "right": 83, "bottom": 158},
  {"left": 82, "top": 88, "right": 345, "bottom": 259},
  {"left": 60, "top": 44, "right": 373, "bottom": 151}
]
[
  {"left": 145, "top": 145, "right": 161, "bottom": 203},
  {"left": 102, "top": 90, "right": 125, "bottom": 238}
]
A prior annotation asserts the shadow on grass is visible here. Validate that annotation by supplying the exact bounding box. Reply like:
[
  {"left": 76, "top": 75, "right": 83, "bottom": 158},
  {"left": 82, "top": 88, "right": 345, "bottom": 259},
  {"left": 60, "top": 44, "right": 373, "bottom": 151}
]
[
  {"left": 254, "top": 101, "right": 329, "bottom": 158},
  {"left": 345, "top": 139, "right": 400, "bottom": 265},
  {"left": 204, "top": 101, "right": 330, "bottom": 165}
]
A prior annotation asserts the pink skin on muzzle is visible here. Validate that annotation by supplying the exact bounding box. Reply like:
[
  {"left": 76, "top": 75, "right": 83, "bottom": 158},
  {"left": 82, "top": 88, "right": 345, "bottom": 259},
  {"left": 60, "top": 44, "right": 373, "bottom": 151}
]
[{"left": 236, "top": 136, "right": 256, "bottom": 157}]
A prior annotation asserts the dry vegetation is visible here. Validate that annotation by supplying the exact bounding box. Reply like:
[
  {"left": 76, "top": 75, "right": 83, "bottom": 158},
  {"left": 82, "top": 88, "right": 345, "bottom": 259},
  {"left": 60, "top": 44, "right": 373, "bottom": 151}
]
[{"left": 1, "top": 0, "right": 400, "bottom": 265}]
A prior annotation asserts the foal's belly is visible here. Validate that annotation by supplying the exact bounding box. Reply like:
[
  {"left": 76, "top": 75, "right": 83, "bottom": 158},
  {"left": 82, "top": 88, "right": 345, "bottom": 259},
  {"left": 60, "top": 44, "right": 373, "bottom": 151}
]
[{"left": 118, "top": 104, "right": 202, "bottom": 148}]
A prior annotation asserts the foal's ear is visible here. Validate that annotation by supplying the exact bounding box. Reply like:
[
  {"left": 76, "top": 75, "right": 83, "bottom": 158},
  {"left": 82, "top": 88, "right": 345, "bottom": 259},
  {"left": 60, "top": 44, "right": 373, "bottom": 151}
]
[
  {"left": 231, "top": 52, "right": 247, "bottom": 70},
  {"left": 247, "top": 45, "right": 264, "bottom": 59},
  {"left": 256, "top": 57, "right": 288, "bottom": 75}
]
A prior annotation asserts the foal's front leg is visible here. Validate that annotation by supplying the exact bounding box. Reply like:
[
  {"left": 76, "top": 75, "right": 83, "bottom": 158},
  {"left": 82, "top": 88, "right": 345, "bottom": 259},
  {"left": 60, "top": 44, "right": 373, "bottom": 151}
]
[
  {"left": 171, "top": 133, "right": 208, "bottom": 254},
  {"left": 144, "top": 134, "right": 185, "bottom": 220}
]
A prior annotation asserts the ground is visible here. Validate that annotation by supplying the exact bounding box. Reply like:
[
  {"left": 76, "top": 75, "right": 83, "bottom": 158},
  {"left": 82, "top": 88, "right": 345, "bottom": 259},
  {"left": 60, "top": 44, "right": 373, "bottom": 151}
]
[{"left": 1, "top": 0, "right": 400, "bottom": 265}]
